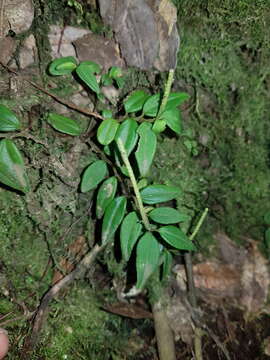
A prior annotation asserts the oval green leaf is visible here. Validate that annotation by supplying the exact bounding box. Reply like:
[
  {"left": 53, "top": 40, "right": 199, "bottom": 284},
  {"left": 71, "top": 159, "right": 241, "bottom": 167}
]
[
  {"left": 48, "top": 56, "right": 77, "bottom": 76},
  {"left": 0, "top": 105, "right": 21, "bottom": 132},
  {"left": 81, "top": 160, "right": 107, "bottom": 193},
  {"left": 102, "top": 196, "right": 127, "bottom": 244},
  {"left": 0, "top": 139, "right": 29, "bottom": 192},
  {"left": 136, "top": 232, "right": 161, "bottom": 289},
  {"left": 115, "top": 118, "right": 138, "bottom": 156},
  {"left": 140, "top": 184, "right": 181, "bottom": 205},
  {"left": 165, "top": 92, "right": 190, "bottom": 110},
  {"left": 152, "top": 119, "right": 166, "bottom": 134},
  {"left": 143, "top": 93, "right": 161, "bottom": 117},
  {"left": 96, "top": 176, "right": 118, "bottom": 219},
  {"left": 97, "top": 118, "right": 119, "bottom": 145},
  {"left": 108, "top": 66, "right": 122, "bottom": 79},
  {"left": 158, "top": 225, "right": 196, "bottom": 251},
  {"left": 124, "top": 90, "right": 149, "bottom": 113},
  {"left": 76, "top": 63, "right": 100, "bottom": 94},
  {"left": 120, "top": 212, "right": 142, "bottom": 262},
  {"left": 47, "top": 113, "right": 82, "bottom": 136},
  {"left": 135, "top": 123, "right": 157, "bottom": 177},
  {"left": 149, "top": 207, "right": 187, "bottom": 224},
  {"left": 160, "top": 108, "right": 182, "bottom": 135},
  {"left": 79, "top": 60, "right": 101, "bottom": 74}
]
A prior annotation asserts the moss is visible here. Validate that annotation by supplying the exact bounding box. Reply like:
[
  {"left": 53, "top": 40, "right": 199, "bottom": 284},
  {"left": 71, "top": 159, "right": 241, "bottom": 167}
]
[
  {"left": 171, "top": 0, "right": 270, "bottom": 240},
  {"left": 7, "top": 284, "right": 132, "bottom": 359}
]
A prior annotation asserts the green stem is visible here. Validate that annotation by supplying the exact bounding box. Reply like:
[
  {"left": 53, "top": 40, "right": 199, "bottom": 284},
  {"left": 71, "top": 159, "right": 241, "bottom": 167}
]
[
  {"left": 189, "top": 207, "right": 208, "bottom": 242},
  {"left": 116, "top": 138, "right": 152, "bottom": 231},
  {"left": 156, "top": 69, "right": 175, "bottom": 119}
]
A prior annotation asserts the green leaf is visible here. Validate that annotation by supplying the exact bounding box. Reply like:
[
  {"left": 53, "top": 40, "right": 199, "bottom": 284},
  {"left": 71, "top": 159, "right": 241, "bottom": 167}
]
[
  {"left": 115, "top": 76, "right": 125, "bottom": 89},
  {"left": 120, "top": 212, "right": 142, "bottom": 261},
  {"left": 76, "top": 63, "right": 100, "bottom": 94},
  {"left": 47, "top": 113, "right": 82, "bottom": 136},
  {"left": 136, "top": 232, "right": 161, "bottom": 289},
  {"left": 97, "top": 119, "right": 119, "bottom": 145},
  {"left": 140, "top": 184, "right": 181, "bottom": 204},
  {"left": 108, "top": 66, "right": 122, "bottom": 78},
  {"left": 158, "top": 225, "right": 196, "bottom": 251},
  {"left": 149, "top": 207, "right": 187, "bottom": 224},
  {"left": 0, "top": 105, "right": 20, "bottom": 132},
  {"left": 0, "top": 139, "right": 29, "bottom": 192},
  {"left": 101, "top": 73, "right": 113, "bottom": 86},
  {"left": 135, "top": 123, "right": 157, "bottom": 177},
  {"left": 137, "top": 178, "right": 148, "bottom": 190},
  {"left": 152, "top": 119, "right": 166, "bottom": 134},
  {"left": 143, "top": 93, "right": 161, "bottom": 117},
  {"left": 81, "top": 160, "right": 107, "bottom": 193},
  {"left": 48, "top": 56, "right": 77, "bottom": 76},
  {"left": 115, "top": 118, "right": 138, "bottom": 156},
  {"left": 162, "top": 249, "right": 173, "bottom": 280},
  {"left": 124, "top": 90, "right": 150, "bottom": 113},
  {"left": 165, "top": 92, "right": 190, "bottom": 110},
  {"left": 96, "top": 176, "right": 118, "bottom": 219},
  {"left": 160, "top": 108, "right": 182, "bottom": 135},
  {"left": 102, "top": 109, "right": 113, "bottom": 119},
  {"left": 102, "top": 196, "right": 127, "bottom": 244},
  {"left": 79, "top": 60, "right": 101, "bottom": 74}
]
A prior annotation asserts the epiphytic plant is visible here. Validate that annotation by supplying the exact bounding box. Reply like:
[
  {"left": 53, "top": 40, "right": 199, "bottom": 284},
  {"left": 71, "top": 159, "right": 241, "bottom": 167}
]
[{"left": 0, "top": 56, "right": 205, "bottom": 360}]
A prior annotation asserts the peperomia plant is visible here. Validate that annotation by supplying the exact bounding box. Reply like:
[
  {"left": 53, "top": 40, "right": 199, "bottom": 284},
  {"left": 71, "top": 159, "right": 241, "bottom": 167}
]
[{"left": 0, "top": 56, "right": 203, "bottom": 360}]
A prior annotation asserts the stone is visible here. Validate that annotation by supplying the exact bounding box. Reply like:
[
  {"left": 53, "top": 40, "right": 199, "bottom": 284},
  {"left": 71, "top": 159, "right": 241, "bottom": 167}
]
[
  {"left": 98, "top": 0, "right": 180, "bottom": 71},
  {"left": 48, "top": 25, "right": 91, "bottom": 58},
  {"left": 73, "top": 33, "right": 124, "bottom": 71},
  {"left": 0, "top": 0, "right": 34, "bottom": 36},
  {"left": 19, "top": 34, "right": 37, "bottom": 68},
  {"left": 0, "top": 37, "right": 16, "bottom": 65}
]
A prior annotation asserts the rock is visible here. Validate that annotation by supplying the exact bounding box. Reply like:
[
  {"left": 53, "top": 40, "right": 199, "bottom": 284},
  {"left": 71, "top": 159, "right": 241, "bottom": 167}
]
[
  {"left": 73, "top": 33, "right": 124, "bottom": 71},
  {"left": 0, "top": 37, "right": 16, "bottom": 65},
  {"left": 98, "top": 0, "right": 180, "bottom": 70},
  {"left": 48, "top": 25, "right": 91, "bottom": 58},
  {"left": 0, "top": 0, "right": 34, "bottom": 36},
  {"left": 19, "top": 34, "right": 37, "bottom": 68}
]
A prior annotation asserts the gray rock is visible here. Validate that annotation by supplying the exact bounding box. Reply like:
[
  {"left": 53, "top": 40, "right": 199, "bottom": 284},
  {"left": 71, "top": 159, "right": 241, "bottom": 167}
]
[
  {"left": 48, "top": 25, "right": 91, "bottom": 58},
  {"left": 98, "top": 0, "right": 180, "bottom": 71},
  {"left": 19, "top": 34, "right": 37, "bottom": 68},
  {"left": 1, "top": 0, "right": 34, "bottom": 36},
  {"left": 73, "top": 33, "right": 124, "bottom": 71}
]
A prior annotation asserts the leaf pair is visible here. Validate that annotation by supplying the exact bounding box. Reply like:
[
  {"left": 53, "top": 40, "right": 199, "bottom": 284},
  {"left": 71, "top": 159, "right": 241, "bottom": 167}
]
[
  {"left": 0, "top": 105, "right": 29, "bottom": 193},
  {"left": 80, "top": 160, "right": 127, "bottom": 245}
]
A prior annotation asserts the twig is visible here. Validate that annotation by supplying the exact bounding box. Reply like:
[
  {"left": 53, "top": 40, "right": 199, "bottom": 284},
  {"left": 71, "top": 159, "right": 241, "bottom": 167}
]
[
  {"left": 0, "top": 131, "right": 49, "bottom": 149},
  {"left": 0, "top": 63, "right": 104, "bottom": 121},
  {"left": 23, "top": 243, "right": 105, "bottom": 354}
]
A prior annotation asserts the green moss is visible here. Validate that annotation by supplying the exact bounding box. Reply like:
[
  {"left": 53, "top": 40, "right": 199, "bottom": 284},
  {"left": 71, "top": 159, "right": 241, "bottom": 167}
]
[{"left": 171, "top": 0, "right": 270, "bottom": 240}]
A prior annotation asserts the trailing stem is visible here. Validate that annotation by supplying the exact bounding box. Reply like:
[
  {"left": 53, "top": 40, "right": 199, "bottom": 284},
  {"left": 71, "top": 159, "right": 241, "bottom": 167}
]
[
  {"left": 116, "top": 138, "right": 151, "bottom": 231},
  {"left": 116, "top": 137, "right": 176, "bottom": 360}
]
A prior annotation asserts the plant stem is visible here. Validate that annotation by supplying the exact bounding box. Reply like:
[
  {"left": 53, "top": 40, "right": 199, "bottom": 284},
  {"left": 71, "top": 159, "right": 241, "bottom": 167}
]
[
  {"left": 152, "top": 300, "right": 176, "bottom": 360},
  {"left": 156, "top": 69, "right": 175, "bottom": 119},
  {"left": 189, "top": 207, "right": 208, "bottom": 241},
  {"left": 185, "top": 208, "right": 208, "bottom": 360},
  {"left": 116, "top": 138, "right": 151, "bottom": 231},
  {"left": 185, "top": 207, "right": 209, "bottom": 307}
]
